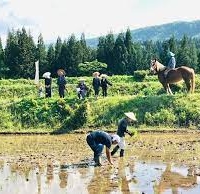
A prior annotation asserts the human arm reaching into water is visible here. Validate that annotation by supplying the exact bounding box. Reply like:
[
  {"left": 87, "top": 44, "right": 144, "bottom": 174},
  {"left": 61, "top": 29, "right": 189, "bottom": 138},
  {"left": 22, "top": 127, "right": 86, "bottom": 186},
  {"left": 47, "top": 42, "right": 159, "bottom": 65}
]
[{"left": 106, "top": 147, "right": 113, "bottom": 165}]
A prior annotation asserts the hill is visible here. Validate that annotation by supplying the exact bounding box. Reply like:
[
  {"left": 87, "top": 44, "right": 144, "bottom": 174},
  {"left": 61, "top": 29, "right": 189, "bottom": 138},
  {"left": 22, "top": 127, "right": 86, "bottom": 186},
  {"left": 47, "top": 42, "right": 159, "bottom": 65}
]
[{"left": 86, "top": 20, "right": 200, "bottom": 47}]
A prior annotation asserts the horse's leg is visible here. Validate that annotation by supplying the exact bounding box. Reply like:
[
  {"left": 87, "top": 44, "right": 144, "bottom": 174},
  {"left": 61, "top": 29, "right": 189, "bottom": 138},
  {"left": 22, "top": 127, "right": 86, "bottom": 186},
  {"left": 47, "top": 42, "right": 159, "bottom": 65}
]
[
  {"left": 167, "top": 84, "right": 173, "bottom": 95},
  {"left": 184, "top": 79, "right": 191, "bottom": 93},
  {"left": 162, "top": 83, "right": 169, "bottom": 94},
  {"left": 162, "top": 83, "right": 172, "bottom": 95},
  {"left": 191, "top": 71, "right": 195, "bottom": 93}
]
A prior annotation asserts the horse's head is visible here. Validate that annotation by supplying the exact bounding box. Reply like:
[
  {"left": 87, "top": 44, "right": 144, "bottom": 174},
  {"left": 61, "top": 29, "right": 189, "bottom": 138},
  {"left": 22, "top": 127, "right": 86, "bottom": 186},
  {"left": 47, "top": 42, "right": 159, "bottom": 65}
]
[{"left": 150, "top": 59, "right": 158, "bottom": 74}]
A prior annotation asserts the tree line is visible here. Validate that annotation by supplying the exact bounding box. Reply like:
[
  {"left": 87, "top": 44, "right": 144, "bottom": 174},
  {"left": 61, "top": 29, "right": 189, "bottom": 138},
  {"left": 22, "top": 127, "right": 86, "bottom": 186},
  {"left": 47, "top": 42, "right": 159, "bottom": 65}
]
[{"left": 0, "top": 27, "right": 200, "bottom": 78}]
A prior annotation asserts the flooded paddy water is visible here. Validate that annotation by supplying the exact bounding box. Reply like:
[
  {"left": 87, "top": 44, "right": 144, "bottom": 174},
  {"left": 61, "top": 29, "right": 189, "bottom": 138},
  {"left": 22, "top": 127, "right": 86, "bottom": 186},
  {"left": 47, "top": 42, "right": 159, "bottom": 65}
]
[{"left": 0, "top": 132, "right": 200, "bottom": 193}]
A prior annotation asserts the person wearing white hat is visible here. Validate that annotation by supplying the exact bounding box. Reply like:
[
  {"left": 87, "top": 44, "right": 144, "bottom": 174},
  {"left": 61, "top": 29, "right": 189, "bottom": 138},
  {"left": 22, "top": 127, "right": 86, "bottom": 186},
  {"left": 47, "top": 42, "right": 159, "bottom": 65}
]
[
  {"left": 43, "top": 72, "right": 52, "bottom": 97},
  {"left": 164, "top": 51, "right": 176, "bottom": 78},
  {"left": 111, "top": 112, "right": 137, "bottom": 157},
  {"left": 86, "top": 130, "right": 120, "bottom": 166}
]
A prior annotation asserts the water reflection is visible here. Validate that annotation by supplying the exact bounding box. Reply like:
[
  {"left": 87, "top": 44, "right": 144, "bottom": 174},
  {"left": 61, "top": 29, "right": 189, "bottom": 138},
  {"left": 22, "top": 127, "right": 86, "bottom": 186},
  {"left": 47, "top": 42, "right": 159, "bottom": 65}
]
[
  {"left": 46, "top": 160, "right": 54, "bottom": 185},
  {"left": 59, "top": 166, "right": 68, "bottom": 188},
  {"left": 118, "top": 158, "right": 132, "bottom": 193},
  {"left": 87, "top": 164, "right": 118, "bottom": 193},
  {"left": 154, "top": 164, "right": 197, "bottom": 194},
  {"left": 0, "top": 160, "right": 200, "bottom": 194}
]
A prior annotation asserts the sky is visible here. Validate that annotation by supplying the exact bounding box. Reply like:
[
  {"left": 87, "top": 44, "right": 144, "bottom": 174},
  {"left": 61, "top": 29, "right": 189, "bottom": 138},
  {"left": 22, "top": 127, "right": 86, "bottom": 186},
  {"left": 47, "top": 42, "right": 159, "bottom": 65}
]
[{"left": 0, "top": 0, "right": 200, "bottom": 46}]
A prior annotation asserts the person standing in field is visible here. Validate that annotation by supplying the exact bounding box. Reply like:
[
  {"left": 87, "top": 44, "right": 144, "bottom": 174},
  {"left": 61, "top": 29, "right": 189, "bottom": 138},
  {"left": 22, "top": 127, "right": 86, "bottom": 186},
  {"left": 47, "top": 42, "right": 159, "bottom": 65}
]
[
  {"left": 57, "top": 69, "right": 67, "bottom": 98},
  {"left": 92, "top": 72, "right": 101, "bottom": 100},
  {"left": 100, "top": 74, "right": 112, "bottom": 97},
  {"left": 44, "top": 72, "right": 52, "bottom": 98},
  {"left": 111, "top": 112, "right": 137, "bottom": 157},
  {"left": 86, "top": 130, "right": 120, "bottom": 166}
]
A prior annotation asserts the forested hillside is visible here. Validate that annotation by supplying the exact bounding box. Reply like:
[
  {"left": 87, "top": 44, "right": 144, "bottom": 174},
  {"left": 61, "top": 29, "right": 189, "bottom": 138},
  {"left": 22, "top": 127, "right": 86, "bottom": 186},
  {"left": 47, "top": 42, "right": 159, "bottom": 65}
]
[
  {"left": 1, "top": 22, "right": 200, "bottom": 79},
  {"left": 86, "top": 20, "right": 200, "bottom": 47}
]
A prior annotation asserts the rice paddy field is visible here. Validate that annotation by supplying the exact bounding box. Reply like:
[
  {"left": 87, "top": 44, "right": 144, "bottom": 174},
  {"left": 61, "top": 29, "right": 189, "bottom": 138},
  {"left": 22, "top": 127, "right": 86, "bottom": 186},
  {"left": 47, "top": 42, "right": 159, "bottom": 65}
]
[{"left": 0, "top": 132, "right": 200, "bottom": 193}]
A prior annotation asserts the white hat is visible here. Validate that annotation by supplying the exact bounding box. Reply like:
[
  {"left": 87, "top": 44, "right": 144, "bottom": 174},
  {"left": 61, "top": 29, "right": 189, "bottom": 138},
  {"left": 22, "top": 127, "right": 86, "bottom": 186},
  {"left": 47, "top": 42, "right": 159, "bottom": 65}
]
[
  {"left": 111, "top": 134, "right": 120, "bottom": 144},
  {"left": 169, "top": 51, "right": 175, "bottom": 57},
  {"left": 124, "top": 112, "right": 137, "bottom": 121},
  {"left": 42, "top": 72, "right": 51, "bottom": 79},
  {"left": 100, "top": 74, "right": 107, "bottom": 78}
]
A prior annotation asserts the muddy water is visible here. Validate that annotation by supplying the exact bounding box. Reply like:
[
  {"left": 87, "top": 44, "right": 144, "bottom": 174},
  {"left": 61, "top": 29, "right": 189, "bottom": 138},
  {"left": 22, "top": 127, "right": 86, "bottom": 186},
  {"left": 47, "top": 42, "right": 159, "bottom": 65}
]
[{"left": 0, "top": 133, "right": 200, "bottom": 194}]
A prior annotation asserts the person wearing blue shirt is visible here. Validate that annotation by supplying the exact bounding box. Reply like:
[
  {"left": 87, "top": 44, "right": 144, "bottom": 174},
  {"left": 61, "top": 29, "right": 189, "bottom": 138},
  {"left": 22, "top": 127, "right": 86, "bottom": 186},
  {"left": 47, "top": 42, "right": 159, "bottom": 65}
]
[
  {"left": 86, "top": 130, "right": 120, "bottom": 166},
  {"left": 57, "top": 70, "right": 67, "bottom": 98},
  {"left": 164, "top": 51, "right": 176, "bottom": 78},
  {"left": 100, "top": 74, "right": 112, "bottom": 97},
  {"left": 77, "top": 78, "right": 88, "bottom": 100},
  {"left": 92, "top": 72, "right": 101, "bottom": 100},
  {"left": 111, "top": 112, "right": 137, "bottom": 157}
]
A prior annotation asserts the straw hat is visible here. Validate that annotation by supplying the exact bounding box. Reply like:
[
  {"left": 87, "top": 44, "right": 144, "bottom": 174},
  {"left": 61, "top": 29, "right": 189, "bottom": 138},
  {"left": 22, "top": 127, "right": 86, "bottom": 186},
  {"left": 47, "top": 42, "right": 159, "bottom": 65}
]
[
  {"left": 93, "top": 72, "right": 100, "bottom": 77},
  {"left": 124, "top": 112, "right": 137, "bottom": 121},
  {"left": 57, "top": 69, "right": 66, "bottom": 76}
]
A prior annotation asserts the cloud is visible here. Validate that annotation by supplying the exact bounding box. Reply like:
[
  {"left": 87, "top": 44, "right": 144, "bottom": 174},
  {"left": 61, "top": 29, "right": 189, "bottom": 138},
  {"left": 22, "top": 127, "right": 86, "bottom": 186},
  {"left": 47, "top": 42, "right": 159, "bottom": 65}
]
[{"left": 0, "top": 0, "right": 200, "bottom": 46}]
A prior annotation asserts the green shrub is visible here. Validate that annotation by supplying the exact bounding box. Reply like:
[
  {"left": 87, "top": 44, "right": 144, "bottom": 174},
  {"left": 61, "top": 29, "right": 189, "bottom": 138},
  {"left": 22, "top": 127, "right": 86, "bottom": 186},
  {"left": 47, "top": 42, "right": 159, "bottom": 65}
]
[
  {"left": 144, "top": 109, "right": 176, "bottom": 126},
  {"left": 77, "top": 60, "right": 107, "bottom": 76},
  {"left": 134, "top": 70, "right": 148, "bottom": 81}
]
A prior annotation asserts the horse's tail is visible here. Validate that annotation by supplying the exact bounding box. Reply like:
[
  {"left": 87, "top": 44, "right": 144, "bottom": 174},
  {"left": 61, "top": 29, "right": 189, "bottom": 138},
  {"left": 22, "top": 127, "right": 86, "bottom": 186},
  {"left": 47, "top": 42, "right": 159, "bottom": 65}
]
[{"left": 191, "top": 68, "right": 195, "bottom": 93}]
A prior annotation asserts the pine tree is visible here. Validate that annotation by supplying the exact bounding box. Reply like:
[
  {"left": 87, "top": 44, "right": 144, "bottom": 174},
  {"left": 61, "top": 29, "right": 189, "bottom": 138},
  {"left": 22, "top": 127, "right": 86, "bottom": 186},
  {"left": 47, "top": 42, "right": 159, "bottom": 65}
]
[
  {"left": 125, "top": 28, "right": 137, "bottom": 73},
  {"left": 47, "top": 44, "right": 55, "bottom": 76},
  {"left": 142, "top": 40, "right": 156, "bottom": 70},
  {"left": 17, "top": 28, "right": 36, "bottom": 78},
  {"left": 104, "top": 32, "right": 115, "bottom": 74},
  {"left": 58, "top": 40, "right": 68, "bottom": 72},
  {"left": 113, "top": 33, "right": 128, "bottom": 74},
  {"left": 37, "top": 33, "right": 47, "bottom": 75},
  {"left": 133, "top": 42, "right": 145, "bottom": 70},
  {"left": 97, "top": 36, "right": 106, "bottom": 63},
  {"left": 177, "top": 35, "right": 190, "bottom": 66},
  {"left": 66, "top": 34, "right": 82, "bottom": 76},
  {"left": 53, "top": 36, "right": 62, "bottom": 75},
  {"left": 4, "top": 30, "right": 20, "bottom": 77},
  {"left": 0, "top": 37, "right": 6, "bottom": 77},
  {"left": 168, "top": 35, "right": 178, "bottom": 54},
  {"left": 80, "top": 33, "right": 89, "bottom": 62}
]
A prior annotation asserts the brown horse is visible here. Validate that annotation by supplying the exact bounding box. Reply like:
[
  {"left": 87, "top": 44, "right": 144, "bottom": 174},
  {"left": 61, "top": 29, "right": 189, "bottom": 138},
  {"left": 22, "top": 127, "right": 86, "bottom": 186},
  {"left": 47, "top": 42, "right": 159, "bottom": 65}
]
[{"left": 150, "top": 59, "right": 195, "bottom": 94}]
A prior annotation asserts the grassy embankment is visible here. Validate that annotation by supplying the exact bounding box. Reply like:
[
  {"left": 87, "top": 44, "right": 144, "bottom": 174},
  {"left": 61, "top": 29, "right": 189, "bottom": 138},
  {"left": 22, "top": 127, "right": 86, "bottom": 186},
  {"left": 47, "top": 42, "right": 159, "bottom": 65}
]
[{"left": 0, "top": 74, "right": 200, "bottom": 133}]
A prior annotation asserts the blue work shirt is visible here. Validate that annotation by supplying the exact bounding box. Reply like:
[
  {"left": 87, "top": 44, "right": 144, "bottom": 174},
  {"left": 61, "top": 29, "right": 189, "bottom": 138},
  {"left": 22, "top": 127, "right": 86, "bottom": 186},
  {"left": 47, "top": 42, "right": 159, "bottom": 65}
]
[
  {"left": 117, "top": 118, "right": 128, "bottom": 137},
  {"left": 168, "top": 56, "right": 176, "bottom": 69},
  {"left": 90, "top": 131, "right": 112, "bottom": 149}
]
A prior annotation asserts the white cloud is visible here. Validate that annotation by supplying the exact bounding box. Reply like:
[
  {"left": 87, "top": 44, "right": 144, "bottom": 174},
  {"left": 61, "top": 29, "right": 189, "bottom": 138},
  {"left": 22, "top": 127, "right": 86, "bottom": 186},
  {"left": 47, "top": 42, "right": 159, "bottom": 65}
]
[{"left": 0, "top": 0, "right": 200, "bottom": 45}]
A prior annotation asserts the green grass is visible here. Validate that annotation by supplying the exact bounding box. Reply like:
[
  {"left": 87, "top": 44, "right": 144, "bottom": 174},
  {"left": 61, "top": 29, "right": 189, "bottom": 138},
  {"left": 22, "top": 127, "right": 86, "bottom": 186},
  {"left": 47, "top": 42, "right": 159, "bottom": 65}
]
[{"left": 0, "top": 74, "right": 200, "bottom": 133}]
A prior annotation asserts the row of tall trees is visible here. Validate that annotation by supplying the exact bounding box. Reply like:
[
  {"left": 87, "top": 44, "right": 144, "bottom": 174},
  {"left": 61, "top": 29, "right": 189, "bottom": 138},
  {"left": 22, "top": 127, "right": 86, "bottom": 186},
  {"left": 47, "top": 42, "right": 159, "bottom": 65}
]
[{"left": 0, "top": 27, "right": 200, "bottom": 78}]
